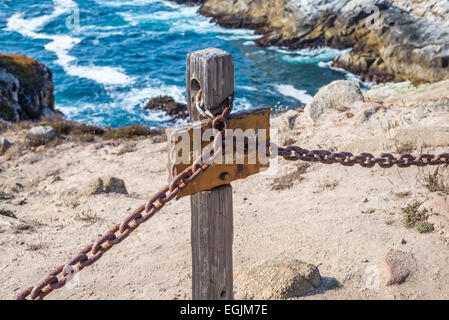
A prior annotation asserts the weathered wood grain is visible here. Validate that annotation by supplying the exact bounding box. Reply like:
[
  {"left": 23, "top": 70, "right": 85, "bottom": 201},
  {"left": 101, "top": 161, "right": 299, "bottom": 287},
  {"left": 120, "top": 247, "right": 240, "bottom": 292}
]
[{"left": 186, "top": 48, "right": 234, "bottom": 300}]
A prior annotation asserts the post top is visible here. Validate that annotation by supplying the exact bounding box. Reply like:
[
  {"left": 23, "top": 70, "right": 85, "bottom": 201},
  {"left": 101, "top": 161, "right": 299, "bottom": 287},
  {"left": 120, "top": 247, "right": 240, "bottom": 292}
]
[{"left": 188, "top": 48, "right": 231, "bottom": 59}]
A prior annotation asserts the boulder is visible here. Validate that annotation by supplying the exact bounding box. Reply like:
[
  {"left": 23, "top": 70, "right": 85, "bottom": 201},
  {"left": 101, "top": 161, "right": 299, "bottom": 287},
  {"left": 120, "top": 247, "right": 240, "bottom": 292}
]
[
  {"left": 82, "top": 176, "right": 128, "bottom": 195},
  {"left": 0, "top": 54, "right": 56, "bottom": 121},
  {"left": 103, "top": 176, "right": 128, "bottom": 194},
  {"left": 0, "top": 137, "right": 12, "bottom": 155},
  {"left": 235, "top": 259, "right": 321, "bottom": 299},
  {"left": 144, "top": 96, "right": 188, "bottom": 120},
  {"left": 82, "top": 177, "right": 104, "bottom": 195},
  {"left": 24, "top": 126, "right": 56, "bottom": 147},
  {"left": 304, "top": 80, "right": 364, "bottom": 122},
  {"left": 382, "top": 249, "right": 417, "bottom": 286}
]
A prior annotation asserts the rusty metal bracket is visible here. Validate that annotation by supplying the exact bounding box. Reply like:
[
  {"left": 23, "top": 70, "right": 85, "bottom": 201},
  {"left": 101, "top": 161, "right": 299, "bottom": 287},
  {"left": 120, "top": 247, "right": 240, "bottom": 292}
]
[{"left": 166, "top": 108, "right": 270, "bottom": 199}]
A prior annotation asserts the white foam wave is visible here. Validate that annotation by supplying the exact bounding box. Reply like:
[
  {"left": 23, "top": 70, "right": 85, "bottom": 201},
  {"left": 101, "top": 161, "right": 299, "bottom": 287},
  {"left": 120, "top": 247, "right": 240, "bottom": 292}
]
[
  {"left": 108, "top": 83, "right": 186, "bottom": 111},
  {"left": 238, "top": 85, "right": 257, "bottom": 92},
  {"left": 280, "top": 47, "right": 351, "bottom": 64},
  {"left": 274, "top": 84, "right": 313, "bottom": 104},
  {"left": 217, "top": 34, "right": 261, "bottom": 41},
  {"left": 6, "top": 0, "right": 133, "bottom": 86},
  {"left": 117, "top": 4, "right": 258, "bottom": 39},
  {"left": 234, "top": 97, "right": 253, "bottom": 111},
  {"left": 318, "top": 61, "right": 373, "bottom": 88},
  {"left": 118, "top": 5, "right": 197, "bottom": 25},
  {"left": 94, "top": 0, "right": 177, "bottom": 8},
  {"left": 57, "top": 81, "right": 187, "bottom": 125}
]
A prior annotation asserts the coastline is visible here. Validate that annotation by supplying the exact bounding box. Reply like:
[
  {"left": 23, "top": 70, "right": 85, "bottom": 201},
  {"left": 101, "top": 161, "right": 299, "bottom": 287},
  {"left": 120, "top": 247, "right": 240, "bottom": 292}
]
[{"left": 194, "top": 0, "right": 449, "bottom": 85}]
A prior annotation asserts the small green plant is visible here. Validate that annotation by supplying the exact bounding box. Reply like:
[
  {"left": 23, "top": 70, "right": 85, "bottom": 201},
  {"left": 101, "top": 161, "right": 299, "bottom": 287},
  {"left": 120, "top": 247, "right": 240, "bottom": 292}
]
[
  {"left": 416, "top": 222, "right": 434, "bottom": 234},
  {"left": 362, "top": 208, "right": 376, "bottom": 214},
  {"left": 402, "top": 200, "right": 434, "bottom": 233}
]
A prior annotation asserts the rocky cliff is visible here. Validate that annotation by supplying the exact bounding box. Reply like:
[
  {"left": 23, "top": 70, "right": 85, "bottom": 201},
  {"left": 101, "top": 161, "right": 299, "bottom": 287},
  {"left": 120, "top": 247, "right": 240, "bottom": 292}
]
[
  {"left": 0, "top": 54, "right": 55, "bottom": 122},
  {"left": 199, "top": 0, "right": 449, "bottom": 84}
]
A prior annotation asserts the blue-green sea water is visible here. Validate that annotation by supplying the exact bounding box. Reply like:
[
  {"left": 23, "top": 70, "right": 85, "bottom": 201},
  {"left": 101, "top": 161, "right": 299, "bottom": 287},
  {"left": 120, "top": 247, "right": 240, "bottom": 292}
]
[{"left": 0, "top": 0, "right": 360, "bottom": 128}]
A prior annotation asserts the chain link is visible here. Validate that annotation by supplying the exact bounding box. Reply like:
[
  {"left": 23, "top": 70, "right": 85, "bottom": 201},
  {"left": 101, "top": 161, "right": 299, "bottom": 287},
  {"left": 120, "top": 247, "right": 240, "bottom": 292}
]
[
  {"left": 277, "top": 146, "right": 449, "bottom": 168},
  {"left": 16, "top": 99, "right": 233, "bottom": 300}
]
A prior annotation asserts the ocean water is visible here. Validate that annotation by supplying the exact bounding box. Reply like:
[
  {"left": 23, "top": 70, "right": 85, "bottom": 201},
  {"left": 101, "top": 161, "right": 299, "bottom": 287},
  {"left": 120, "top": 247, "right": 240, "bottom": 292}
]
[{"left": 0, "top": 0, "right": 359, "bottom": 128}]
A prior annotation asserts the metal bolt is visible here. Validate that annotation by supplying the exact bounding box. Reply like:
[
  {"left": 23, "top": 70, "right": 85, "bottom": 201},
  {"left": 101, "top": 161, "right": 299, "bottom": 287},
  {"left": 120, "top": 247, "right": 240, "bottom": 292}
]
[{"left": 219, "top": 172, "right": 230, "bottom": 181}]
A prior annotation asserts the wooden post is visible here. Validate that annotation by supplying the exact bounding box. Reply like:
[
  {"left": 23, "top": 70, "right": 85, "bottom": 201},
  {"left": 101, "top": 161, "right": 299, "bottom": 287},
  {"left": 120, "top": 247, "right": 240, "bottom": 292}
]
[{"left": 186, "top": 48, "right": 234, "bottom": 300}]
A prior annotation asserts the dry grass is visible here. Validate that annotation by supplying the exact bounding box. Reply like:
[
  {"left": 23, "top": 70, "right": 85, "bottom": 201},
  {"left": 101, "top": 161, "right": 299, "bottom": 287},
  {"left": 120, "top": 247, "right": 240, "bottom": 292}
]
[
  {"left": 116, "top": 143, "right": 137, "bottom": 156},
  {"left": 74, "top": 209, "right": 103, "bottom": 224},
  {"left": 314, "top": 176, "right": 339, "bottom": 193},
  {"left": 395, "top": 142, "right": 414, "bottom": 154},
  {"left": 26, "top": 243, "right": 45, "bottom": 251},
  {"left": 424, "top": 167, "right": 449, "bottom": 195},
  {"left": 270, "top": 163, "right": 310, "bottom": 191},
  {"left": 103, "top": 125, "right": 159, "bottom": 140},
  {"left": 394, "top": 191, "right": 412, "bottom": 199}
]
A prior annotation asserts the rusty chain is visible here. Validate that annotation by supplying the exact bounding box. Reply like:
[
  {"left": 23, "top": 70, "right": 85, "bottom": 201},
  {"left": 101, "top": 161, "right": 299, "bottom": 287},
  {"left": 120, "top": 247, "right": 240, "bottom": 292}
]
[
  {"left": 277, "top": 146, "right": 449, "bottom": 168},
  {"left": 17, "top": 96, "right": 448, "bottom": 299},
  {"left": 16, "top": 98, "right": 233, "bottom": 300}
]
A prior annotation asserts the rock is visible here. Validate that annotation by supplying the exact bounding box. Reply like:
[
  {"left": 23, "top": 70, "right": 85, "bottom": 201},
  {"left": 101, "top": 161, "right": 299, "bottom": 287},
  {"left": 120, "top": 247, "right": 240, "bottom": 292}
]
[
  {"left": 235, "top": 259, "right": 321, "bottom": 299},
  {"left": 390, "top": 0, "right": 449, "bottom": 24},
  {"left": 420, "top": 196, "right": 449, "bottom": 243},
  {"left": 382, "top": 249, "right": 417, "bottom": 286},
  {"left": 82, "top": 177, "right": 104, "bottom": 195},
  {"left": 389, "top": 126, "right": 449, "bottom": 150},
  {"left": 199, "top": 0, "right": 449, "bottom": 83},
  {"left": 82, "top": 176, "right": 128, "bottom": 195},
  {"left": 0, "top": 214, "right": 32, "bottom": 232},
  {"left": 103, "top": 176, "right": 128, "bottom": 194},
  {"left": 24, "top": 126, "right": 56, "bottom": 147},
  {"left": 364, "top": 80, "right": 449, "bottom": 110},
  {"left": 0, "top": 137, "right": 12, "bottom": 155},
  {"left": 304, "top": 80, "right": 364, "bottom": 122},
  {"left": 144, "top": 96, "right": 188, "bottom": 120},
  {"left": 0, "top": 54, "right": 56, "bottom": 121}
]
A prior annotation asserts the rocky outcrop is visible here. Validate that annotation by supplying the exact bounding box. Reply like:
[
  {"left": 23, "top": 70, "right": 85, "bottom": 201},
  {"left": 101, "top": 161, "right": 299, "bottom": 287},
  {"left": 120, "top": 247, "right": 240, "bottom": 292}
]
[
  {"left": 0, "top": 54, "right": 56, "bottom": 122},
  {"left": 390, "top": 0, "right": 449, "bottom": 24},
  {"left": 144, "top": 96, "right": 188, "bottom": 120},
  {"left": 199, "top": 0, "right": 449, "bottom": 84}
]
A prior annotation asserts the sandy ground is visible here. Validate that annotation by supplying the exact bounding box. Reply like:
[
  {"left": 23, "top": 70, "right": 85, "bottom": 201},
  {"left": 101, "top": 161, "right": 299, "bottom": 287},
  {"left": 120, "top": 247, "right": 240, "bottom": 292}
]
[{"left": 1, "top": 82, "right": 449, "bottom": 300}]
